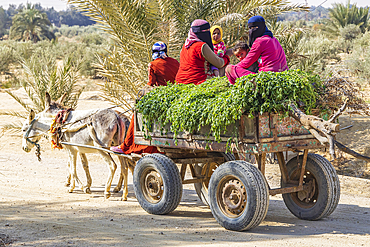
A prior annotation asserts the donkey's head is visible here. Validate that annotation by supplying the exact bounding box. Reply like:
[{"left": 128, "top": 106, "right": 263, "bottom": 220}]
[
  {"left": 21, "top": 109, "right": 41, "bottom": 152},
  {"left": 22, "top": 92, "right": 67, "bottom": 152}
]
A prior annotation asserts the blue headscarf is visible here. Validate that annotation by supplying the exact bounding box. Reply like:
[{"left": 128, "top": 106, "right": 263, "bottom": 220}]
[
  {"left": 247, "top": 16, "right": 273, "bottom": 47},
  {"left": 152, "top": 41, "right": 168, "bottom": 60}
]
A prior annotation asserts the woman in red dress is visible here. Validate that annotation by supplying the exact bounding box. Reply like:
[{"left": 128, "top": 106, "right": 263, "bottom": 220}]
[{"left": 175, "top": 19, "right": 230, "bottom": 85}]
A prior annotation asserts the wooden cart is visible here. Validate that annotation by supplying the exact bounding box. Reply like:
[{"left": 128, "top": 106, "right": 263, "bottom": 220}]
[{"left": 132, "top": 111, "right": 340, "bottom": 231}]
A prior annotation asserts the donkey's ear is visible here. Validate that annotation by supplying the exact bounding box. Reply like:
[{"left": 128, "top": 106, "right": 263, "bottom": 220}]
[
  {"left": 57, "top": 93, "right": 67, "bottom": 106},
  {"left": 45, "top": 92, "right": 51, "bottom": 109},
  {"left": 29, "top": 109, "right": 35, "bottom": 124}
]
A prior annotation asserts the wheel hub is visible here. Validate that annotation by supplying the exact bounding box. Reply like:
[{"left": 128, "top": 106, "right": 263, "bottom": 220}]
[
  {"left": 221, "top": 179, "right": 247, "bottom": 215},
  {"left": 298, "top": 179, "right": 316, "bottom": 202},
  {"left": 144, "top": 171, "right": 163, "bottom": 200}
]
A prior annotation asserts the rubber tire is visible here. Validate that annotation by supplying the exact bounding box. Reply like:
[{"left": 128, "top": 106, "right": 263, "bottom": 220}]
[
  {"left": 194, "top": 153, "right": 235, "bottom": 206},
  {"left": 282, "top": 153, "right": 340, "bottom": 220},
  {"left": 133, "top": 153, "right": 182, "bottom": 215},
  {"left": 208, "top": 161, "right": 269, "bottom": 231}
]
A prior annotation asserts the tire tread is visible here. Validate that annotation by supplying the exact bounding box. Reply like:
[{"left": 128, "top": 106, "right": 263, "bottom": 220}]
[
  {"left": 209, "top": 161, "right": 269, "bottom": 231},
  {"left": 282, "top": 153, "right": 340, "bottom": 220},
  {"left": 133, "top": 153, "right": 182, "bottom": 215}
]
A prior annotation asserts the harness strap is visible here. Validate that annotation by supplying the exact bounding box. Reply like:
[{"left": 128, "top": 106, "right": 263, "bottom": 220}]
[
  {"left": 49, "top": 109, "right": 73, "bottom": 149},
  {"left": 24, "top": 116, "right": 39, "bottom": 140},
  {"left": 24, "top": 115, "right": 42, "bottom": 162}
]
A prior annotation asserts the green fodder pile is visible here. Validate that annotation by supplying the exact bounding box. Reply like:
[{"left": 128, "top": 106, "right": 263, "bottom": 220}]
[{"left": 136, "top": 70, "right": 322, "bottom": 143}]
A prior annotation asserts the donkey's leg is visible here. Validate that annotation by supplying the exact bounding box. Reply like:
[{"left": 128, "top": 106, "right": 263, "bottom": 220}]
[
  {"left": 127, "top": 159, "right": 135, "bottom": 175},
  {"left": 114, "top": 157, "right": 129, "bottom": 201},
  {"left": 65, "top": 160, "right": 71, "bottom": 187},
  {"left": 99, "top": 151, "right": 117, "bottom": 199},
  {"left": 113, "top": 156, "right": 124, "bottom": 193},
  {"left": 66, "top": 148, "right": 83, "bottom": 193},
  {"left": 79, "top": 153, "right": 92, "bottom": 194}
]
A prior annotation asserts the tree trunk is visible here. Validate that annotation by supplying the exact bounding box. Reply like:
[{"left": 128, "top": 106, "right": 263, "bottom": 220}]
[{"left": 288, "top": 101, "right": 347, "bottom": 159}]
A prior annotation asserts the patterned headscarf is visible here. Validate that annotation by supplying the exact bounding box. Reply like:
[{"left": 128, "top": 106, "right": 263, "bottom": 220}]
[
  {"left": 152, "top": 41, "right": 168, "bottom": 60},
  {"left": 185, "top": 19, "right": 213, "bottom": 50},
  {"left": 210, "top": 25, "right": 224, "bottom": 45}
]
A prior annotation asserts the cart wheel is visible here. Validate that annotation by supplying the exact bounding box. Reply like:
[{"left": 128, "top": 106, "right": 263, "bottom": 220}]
[
  {"left": 133, "top": 153, "right": 182, "bottom": 215},
  {"left": 194, "top": 152, "right": 235, "bottom": 206},
  {"left": 282, "top": 153, "right": 340, "bottom": 220},
  {"left": 208, "top": 161, "right": 269, "bottom": 231}
]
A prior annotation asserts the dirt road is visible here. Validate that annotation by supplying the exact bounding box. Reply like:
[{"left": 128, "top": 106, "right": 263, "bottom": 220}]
[{"left": 0, "top": 91, "right": 369, "bottom": 246}]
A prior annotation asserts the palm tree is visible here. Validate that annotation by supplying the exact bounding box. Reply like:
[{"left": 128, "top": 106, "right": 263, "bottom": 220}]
[
  {"left": 326, "top": 0, "right": 369, "bottom": 35},
  {"left": 9, "top": 4, "right": 55, "bottom": 43},
  {"left": 0, "top": 53, "right": 83, "bottom": 131},
  {"left": 68, "top": 0, "right": 307, "bottom": 111}
]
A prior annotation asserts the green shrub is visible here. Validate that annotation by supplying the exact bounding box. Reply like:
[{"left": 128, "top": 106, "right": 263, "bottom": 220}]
[
  {"left": 345, "top": 42, "right": 370, "bottom": 84},
  {"left": 0, "top": 45, "right": 16, "bottom": 74},
  {"left": 289, "top": 33, "right": 341, "bottom": 73},
  {"left": 54, "top": 24, "right": 102, "bottom": 38},
  {"left": 137, "top": 70, "right": 320, "bottom": 144},
  {"left": 80, "top": 33, "right": 104, "bottom": 45},
  {"left": 340, "top": 24, "right": 362, "bottom": 41}
]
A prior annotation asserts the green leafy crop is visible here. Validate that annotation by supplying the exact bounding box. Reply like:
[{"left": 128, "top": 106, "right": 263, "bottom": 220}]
[{"left": 136, "top": 70, "right": 322, "bottom": 144}]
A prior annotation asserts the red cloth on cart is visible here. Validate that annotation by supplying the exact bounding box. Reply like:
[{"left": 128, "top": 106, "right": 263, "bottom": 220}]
[{"left": 119, "top": 114, "right": 161, "bottom": 155}]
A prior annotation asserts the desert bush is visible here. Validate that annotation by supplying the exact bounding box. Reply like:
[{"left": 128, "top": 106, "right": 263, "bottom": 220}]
[
  {"left": 0, "top": 39, "right": 106, "bottom": 93},
  {"left": 294, "top": 34, "right": 341, "bottom": 73},
  {"left": 54, "top": 24, "right": 101, "bottom": 38},
  {"left": 80, "top": 33, "right": 104, "bottom": 45},
  {"left": 0, "top": 45, "right": 16, "bottom": 74},
  {"left": 345, "top": 41, "right": 370, "bottom": 85},
  {"left": 0, "top": 42, "right": 20, "bottom": 88},
  {"left": 337, "top": 24, "right": 362, "bottom": 53},
  {"left": 340, "top": 24, "right": 362, "bottom": 41},
  {"left": 56, "top": 25, "right": 84, "bottom": 38},
  {"left": 352, "top": 31, "right": 370, "bottom": 53},
  {"left": 270, "top": 21, "right": 340, "bottom": 73},
  {"left": 0, "top": 37, "right": 108, "bottom": 80}
]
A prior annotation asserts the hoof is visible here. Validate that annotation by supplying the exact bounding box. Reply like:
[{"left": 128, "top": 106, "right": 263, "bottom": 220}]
[
  {"left": 121, "top": 197, "right": 128, "bottom": 201},
  {"left": 83, "top": 187, "right": 91, "bottom": 194},
  {"left": 113, "top": 187, "right": 121, "bottom": 193},
  {"left": 65, "top": 183, "right": 71, "bottom": 187},
  {"left": 104, "top": 192, "right": 111, "bottom": 199},
  {"left": 67, "top": 189, "right": 74, "bottom": 193}
]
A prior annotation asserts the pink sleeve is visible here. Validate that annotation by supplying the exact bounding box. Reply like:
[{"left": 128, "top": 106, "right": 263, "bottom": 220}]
[{"left": 237, "top": 39, "right": 263, "bottom": 69}]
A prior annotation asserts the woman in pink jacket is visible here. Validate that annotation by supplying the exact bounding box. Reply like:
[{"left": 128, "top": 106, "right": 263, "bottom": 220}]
[{"left": 226, "top": 16, "right": 288, "bottom": 84}]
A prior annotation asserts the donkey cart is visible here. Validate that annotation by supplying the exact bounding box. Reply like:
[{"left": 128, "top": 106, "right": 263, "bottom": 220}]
[{"left": 132, "top": 110, "right": 340, "bottom": 231}]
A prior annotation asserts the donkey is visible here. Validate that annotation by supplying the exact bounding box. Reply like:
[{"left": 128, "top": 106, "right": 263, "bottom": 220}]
[{"left": 22, "top": 92, "right": 133, "bottom": 200}]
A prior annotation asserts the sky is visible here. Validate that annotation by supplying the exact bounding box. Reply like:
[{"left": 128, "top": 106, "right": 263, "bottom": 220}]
[
  {"left": 0, "top": 0, "right": 68, "bottom": 11},
  {"left": 290, "top": 0, "right": 369, "bottom": 7},
  {"left": 0, "top": 0, "right": 369, "bottom": 11}
]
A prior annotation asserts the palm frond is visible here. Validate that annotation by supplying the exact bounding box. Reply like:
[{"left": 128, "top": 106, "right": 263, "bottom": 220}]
[
  {"left": 2, "top": 123, "right": 23, "bottom": 133},
  {"left": 0, "top": 110, "right": 29, "bottom": 119},
  {"left": 5, "top": 90, "right": 33, "bottom": 112}
]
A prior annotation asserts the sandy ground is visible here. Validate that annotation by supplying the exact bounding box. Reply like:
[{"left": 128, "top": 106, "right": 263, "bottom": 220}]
[{"left": 0, "top": 90, "right": 369, "bottom": 247}]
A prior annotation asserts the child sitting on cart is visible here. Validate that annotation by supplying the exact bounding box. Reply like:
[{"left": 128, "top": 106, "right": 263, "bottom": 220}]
[{"left": 232, "top": 41, "right": 259, "bottom": 73}]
